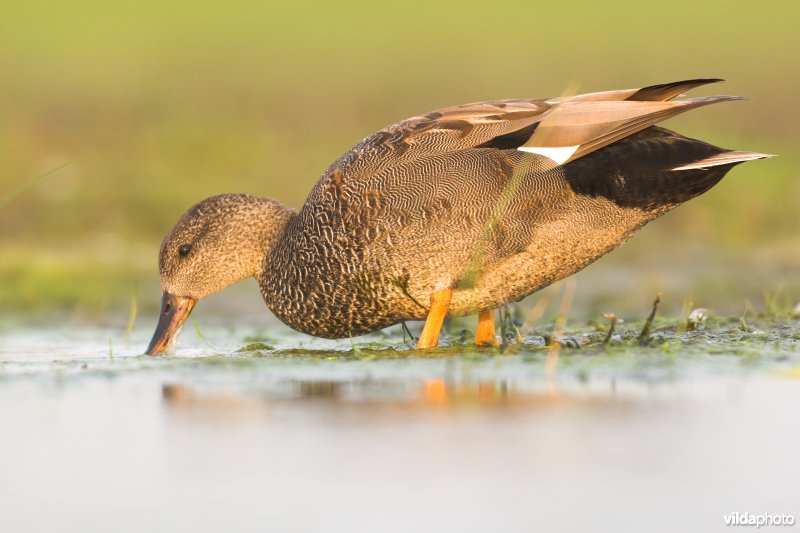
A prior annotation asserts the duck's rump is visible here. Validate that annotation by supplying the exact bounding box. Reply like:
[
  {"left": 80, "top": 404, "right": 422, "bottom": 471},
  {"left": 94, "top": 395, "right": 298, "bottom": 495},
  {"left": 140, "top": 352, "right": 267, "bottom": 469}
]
[
  {"left": 266, "top": 126, "right": 752, "bottom": 338},
  {"left": 563, "top": 126, "right": 749, "bottom": 209}
]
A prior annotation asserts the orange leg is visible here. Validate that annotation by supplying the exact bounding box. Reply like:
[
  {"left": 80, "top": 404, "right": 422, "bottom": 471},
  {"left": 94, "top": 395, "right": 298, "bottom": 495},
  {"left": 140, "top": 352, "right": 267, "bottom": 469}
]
[
  {"left": 415, "top": 289, "right": 453, "bottom": 349},
  {"left": 475, "top": 309, "right": 499, "bottom": 347}
]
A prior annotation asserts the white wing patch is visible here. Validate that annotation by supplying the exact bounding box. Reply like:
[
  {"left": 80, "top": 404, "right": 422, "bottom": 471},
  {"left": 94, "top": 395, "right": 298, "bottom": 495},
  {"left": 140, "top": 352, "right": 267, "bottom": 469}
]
[{"left": 518, "top": 145, "right": 580, "bottom": 165}]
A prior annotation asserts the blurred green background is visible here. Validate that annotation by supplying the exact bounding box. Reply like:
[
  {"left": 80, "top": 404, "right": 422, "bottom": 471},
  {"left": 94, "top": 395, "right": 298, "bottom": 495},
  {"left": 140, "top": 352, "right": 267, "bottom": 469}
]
[{"left": 1, "top": 0, "right": 798, "bottom": 322}]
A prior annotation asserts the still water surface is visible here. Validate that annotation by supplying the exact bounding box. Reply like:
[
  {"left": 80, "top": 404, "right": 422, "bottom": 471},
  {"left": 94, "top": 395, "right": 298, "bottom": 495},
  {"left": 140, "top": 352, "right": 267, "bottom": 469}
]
[{"left": 1, "top": 323, "right": 798, "bottom": 532}]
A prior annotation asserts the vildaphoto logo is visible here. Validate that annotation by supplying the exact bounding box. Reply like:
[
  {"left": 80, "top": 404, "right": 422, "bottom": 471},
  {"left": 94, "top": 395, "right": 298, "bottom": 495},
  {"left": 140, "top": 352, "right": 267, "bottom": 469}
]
[{"left": 724, "top": 512, "right": 796, "bottom": 528}]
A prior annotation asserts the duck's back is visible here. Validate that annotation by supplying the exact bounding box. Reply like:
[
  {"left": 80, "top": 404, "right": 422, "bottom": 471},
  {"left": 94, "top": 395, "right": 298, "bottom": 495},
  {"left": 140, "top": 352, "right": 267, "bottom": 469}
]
[{"left": 261, "top": 80, "right": 769, "bottom": 338}]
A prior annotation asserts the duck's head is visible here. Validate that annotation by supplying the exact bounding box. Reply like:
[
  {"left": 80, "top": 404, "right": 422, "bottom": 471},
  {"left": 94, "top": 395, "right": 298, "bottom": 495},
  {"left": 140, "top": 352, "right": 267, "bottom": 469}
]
[{"left": 146, "top": 193, "right": 293, "bottom": 355}]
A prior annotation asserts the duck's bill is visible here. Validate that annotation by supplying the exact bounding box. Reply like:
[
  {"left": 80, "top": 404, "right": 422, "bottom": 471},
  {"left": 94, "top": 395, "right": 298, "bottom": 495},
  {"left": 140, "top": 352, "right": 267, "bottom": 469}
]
[{"left": 146, "top": 293, "right": 196, "bottom": 355}]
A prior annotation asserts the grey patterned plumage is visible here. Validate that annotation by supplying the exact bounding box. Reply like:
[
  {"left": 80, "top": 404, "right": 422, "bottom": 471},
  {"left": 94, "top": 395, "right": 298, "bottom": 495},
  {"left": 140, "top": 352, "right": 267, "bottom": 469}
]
[{"left": 146, "top": 78, "right": 771, "bottom": 354}]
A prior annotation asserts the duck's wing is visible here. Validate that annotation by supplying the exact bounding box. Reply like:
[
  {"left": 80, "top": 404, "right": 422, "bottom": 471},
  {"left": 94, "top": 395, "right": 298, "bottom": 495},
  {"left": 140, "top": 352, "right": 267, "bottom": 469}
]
[
  {"left": 314, "top": 78, "right": 733, "bottom": 190},
  {"left": 298, "top": 78, "right": 756, "bottom": 241}
]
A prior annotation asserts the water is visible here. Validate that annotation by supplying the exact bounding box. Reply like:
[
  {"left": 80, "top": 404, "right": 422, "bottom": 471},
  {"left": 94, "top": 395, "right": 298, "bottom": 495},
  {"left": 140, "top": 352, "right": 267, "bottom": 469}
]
[{"left": 1, "top": 320, "right": 799, "bottom": 532}]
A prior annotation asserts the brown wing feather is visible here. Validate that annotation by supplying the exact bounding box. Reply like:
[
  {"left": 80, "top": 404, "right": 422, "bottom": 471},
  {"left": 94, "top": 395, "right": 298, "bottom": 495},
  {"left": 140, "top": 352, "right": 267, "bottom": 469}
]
[
  {"left": 563, "top": 78, "right": 723, "bottom": 103},
  {"left": 628, "top": 78, "right": 724, "bottom": 101},
  {"left": 519, "top": 95, "right": 746, "bottom": 164}
]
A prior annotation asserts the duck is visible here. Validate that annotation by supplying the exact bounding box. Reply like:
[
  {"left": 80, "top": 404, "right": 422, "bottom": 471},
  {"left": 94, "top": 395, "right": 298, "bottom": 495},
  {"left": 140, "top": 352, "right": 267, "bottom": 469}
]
[{"left": 146, "top": 78, "right": 771, "bottom": 355}]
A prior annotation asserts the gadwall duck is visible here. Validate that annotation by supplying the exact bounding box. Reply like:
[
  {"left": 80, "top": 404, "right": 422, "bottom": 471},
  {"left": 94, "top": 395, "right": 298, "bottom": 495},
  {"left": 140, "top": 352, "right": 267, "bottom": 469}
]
[{"left": 146, "top": 78, "right": 771, "bottom": 354}]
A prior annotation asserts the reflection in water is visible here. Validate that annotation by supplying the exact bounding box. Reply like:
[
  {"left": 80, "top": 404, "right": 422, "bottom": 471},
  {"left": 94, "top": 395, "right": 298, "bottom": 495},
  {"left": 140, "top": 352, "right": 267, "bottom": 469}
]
[
  {"left": 416, "top": 378, "right": 538, "bottom": 409},
  {"left": 2, "top": 353, "right": 798, "bottom": 533},
  {"left": 161, "top": 383, "right": 272, "bottom": 422},
  {"left": 295, "top": 380, "right": 344, "bottom": 400},
  {"left": 161, "top": 377, "right": 622, "bottom": 416}
]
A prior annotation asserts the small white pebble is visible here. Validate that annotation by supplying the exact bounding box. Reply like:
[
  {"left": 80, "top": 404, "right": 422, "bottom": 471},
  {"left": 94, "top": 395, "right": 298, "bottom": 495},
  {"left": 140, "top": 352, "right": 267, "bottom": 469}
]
[{"left": 687, "top": 308, "right": 710, "bottom": 330}]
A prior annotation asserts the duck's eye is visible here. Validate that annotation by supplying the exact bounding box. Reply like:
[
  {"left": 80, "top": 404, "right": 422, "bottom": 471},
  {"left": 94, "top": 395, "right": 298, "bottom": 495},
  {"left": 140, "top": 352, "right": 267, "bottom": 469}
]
[{"left": 178, "top": 244, "right": 192, "bottom": 257}]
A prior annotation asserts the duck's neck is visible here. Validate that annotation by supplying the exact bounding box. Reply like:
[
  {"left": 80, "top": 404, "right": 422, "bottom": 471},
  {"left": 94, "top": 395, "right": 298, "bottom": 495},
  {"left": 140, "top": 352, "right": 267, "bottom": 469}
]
[{"left": 245, "top": 197, "right": 296, "bottom": 279}]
